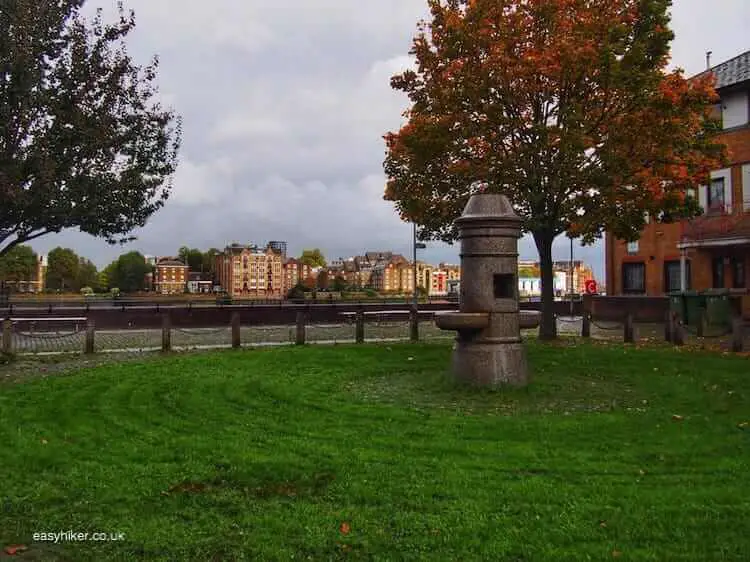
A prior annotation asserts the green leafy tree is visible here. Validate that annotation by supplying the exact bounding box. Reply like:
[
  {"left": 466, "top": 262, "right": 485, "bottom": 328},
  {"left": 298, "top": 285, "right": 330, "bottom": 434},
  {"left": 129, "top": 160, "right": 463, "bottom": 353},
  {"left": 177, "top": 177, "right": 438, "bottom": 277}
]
[
  {"left": 46, "top": 247, "right": 80, "bottom": 291},
  {"left": 384, "top": 0, "right": 726, "bottom": 339},
  {"left": 286, "top": 282, "right": 307, "bottom": 300},
  {"left": 111, "top": 251, "right": 150, "bottom": 293},
  {"left": 77, "top": 258, "right": 99, "bottom": 291},
  {"left": 0, "top": 244, "right": 37, "bottom": 282},
  {"left": 316, "top": 269, "right": 329, "bottom": 290},
  {"left": 299, "top": 249, "right": 326, "bottom": 268},
  {"left": 176, "top": 247, "right": 203, "bottom": 271},
  {"left": 331, "top": 275, "right": 348, "bottom": 292},
  {"left": 203, "top": 248, "right": 221, "bottom": 276},
  {"left": 518, "top": 266, "right": 540, "bottom": 278},
  {"left": 0, "top": 0, "right": 181, "bottom": 259},
  {"left": 99, "top": 262, "right": 117, "bottom": 291}
]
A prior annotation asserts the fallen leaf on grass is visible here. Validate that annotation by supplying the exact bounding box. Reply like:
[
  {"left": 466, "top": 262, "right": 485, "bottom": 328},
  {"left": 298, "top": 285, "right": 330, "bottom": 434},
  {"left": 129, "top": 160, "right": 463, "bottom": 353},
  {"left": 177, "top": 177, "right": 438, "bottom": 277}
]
[
  {"left": 672, "top": 414, "right": 684, "bottom": 421},
  {"left": 339, "top": 522, "right": 351, "bottom": 535},
  {"left": 4, "top": 544, "right": 28, "bottom": 555},
  {"left": 407, "top": 357, "right": 414, "bottom": 361},
  {"left": 598, "top": 520, "right": 607, "bottom": 528},
  {"left": 738, "top": 422, "right": 749, "bottom": 430},
  {"left": 40, "top": 438, "right": 48, "bottom": 445}
]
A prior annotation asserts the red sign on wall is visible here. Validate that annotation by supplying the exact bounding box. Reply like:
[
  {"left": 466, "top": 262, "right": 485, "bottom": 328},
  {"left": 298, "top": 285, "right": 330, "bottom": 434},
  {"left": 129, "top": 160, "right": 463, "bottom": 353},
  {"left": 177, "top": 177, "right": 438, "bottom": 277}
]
[{"left": 584, "top": 279, "right": 598, "bottom": 294}]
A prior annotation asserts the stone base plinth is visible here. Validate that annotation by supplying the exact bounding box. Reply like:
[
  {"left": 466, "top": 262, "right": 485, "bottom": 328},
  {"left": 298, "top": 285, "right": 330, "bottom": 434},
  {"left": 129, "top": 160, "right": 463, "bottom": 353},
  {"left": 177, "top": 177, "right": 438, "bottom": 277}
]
[{"left": 451, "top": 339, "right": 529, "bottom": 387}]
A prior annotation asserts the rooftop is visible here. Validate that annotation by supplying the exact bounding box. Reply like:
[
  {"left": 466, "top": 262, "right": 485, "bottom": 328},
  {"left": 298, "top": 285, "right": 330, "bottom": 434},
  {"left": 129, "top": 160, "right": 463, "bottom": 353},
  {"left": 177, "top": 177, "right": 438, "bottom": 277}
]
[{"left": 693, "top": 49, "right": 750, "bottom": 90}]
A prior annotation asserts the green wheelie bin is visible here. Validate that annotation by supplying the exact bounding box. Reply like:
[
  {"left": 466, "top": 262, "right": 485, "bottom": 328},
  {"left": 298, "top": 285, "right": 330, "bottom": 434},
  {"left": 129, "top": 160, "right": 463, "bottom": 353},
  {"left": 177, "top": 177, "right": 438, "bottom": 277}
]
[
  {"left": 682, "top": 291, "right": 706, "bottom": 326},
  {"left": 668, "top": 291, "right": 687, "bottom": 325},
  {"left": 704, "top": 289, "right": 731, "bottom": 328}
]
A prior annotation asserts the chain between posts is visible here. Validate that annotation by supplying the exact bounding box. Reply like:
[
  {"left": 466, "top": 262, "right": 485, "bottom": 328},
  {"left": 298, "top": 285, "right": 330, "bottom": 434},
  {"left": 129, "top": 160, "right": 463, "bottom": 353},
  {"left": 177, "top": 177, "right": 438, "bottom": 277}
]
[{"left": 589, "top": 319, "right": 624, "bottom": 331}]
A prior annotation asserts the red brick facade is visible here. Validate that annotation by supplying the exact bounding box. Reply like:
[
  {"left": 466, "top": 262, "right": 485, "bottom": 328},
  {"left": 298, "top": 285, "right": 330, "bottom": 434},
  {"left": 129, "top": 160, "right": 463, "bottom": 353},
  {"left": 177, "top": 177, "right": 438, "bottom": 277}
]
[
  {"left": 605, "top": 105, "right": 750, "bottom": 317},
  {"left": 606, "top": 52, "right": 750, "bottom": 317}
]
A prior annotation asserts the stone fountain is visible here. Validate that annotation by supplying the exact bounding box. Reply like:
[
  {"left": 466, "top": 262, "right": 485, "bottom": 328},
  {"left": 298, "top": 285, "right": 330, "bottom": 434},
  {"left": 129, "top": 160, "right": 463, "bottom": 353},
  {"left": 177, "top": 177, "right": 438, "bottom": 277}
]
[{"left": 435, "top": 193, "right": 540, "bottom": 387}]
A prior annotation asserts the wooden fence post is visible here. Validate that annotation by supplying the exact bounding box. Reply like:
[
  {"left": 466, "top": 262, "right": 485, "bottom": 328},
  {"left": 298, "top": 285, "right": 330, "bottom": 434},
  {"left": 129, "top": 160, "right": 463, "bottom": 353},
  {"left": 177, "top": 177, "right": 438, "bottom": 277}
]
[
  {"left": 1, "top": 319, "right": 11, "bottom": 355},
  {"left": 624, "top": 313, "right": 635, "bottom": 343},
  {"left": 85, "top": 319, "right": 95, "bottom": 354},
  {"left": 410, "top": 306, "right": 419, "bottom": 342},
  {"left": 231, "top": 313, "right": 241, "bottom": 348},
  {"left": 295, "top": 311, "right": 306, "bottom": 345},
  {"left": 161, "top": 314, "right": 171, "bottom": 352},
  {"left": 581, "top": 312, "right": 591, "bottom": 338},
  {"left": 672, "top": 312, "right": 685, "bottom": 346},
  {"left": 355, "top": 309, "right": 365, "bottom": 344},
  {"left": 730, "top": 317, "right": 744, "bottom": 353}
]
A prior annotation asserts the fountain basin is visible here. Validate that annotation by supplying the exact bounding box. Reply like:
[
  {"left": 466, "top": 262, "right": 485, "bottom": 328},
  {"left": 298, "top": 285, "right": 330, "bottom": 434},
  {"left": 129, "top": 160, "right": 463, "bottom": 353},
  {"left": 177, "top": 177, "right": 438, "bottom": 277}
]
[
  {"left": 519, "top": 310, "right": 542, "bottom": 329},
  {"left": 434, "top": 311, "right": 489, "bottom": 331},
  {"left": 435, "top": 310, "right": 542, "bottom": 331}
]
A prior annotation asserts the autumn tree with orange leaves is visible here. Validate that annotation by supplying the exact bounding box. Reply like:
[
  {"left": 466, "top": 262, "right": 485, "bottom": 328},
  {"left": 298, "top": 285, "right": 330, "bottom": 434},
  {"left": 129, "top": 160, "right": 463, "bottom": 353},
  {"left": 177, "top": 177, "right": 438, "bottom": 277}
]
[{"left": 383, "top": 0, "right": 726, "bottom": 339}]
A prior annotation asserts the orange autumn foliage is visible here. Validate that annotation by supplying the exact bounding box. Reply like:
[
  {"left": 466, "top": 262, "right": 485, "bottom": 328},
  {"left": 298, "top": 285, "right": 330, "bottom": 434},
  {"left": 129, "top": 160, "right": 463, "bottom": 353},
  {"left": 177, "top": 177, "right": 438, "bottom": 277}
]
[{"left": 383, "top": 0, "right": 727, "bottom": 338}]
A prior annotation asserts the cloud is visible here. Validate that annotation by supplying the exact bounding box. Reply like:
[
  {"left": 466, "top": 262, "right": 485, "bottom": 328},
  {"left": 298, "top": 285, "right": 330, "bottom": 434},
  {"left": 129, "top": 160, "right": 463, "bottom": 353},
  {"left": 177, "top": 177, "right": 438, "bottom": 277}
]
[{"left": 31, "top": 0, "right": 750, "bottom": 285}]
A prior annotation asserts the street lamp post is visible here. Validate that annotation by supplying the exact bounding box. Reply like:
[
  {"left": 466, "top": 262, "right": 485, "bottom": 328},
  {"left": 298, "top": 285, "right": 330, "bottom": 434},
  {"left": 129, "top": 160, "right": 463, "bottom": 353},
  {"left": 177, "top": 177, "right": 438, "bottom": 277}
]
[
  {"left": 413, "top": 222, "right": 427, "bottom": 305},
  {"left": 413, "top": 222, "right": 418, "bottom": 308},
  {"left": 569, "top": 235, "right": 574, "bottom": 317}
]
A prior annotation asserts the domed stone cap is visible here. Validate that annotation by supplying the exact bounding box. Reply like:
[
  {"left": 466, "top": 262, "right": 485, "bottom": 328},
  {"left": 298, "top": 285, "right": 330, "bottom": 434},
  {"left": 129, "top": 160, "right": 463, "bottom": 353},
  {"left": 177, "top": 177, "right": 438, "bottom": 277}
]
[{"left": 455, "top": 193, "right": 521, "bottom": 225}]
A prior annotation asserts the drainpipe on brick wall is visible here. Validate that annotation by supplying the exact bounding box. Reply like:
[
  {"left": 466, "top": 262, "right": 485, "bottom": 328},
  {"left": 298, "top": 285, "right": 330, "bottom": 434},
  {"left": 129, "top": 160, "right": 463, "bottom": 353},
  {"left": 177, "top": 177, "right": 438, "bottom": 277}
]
[{"left": 680, "top": 248, "right": 687, "bottom": 292}]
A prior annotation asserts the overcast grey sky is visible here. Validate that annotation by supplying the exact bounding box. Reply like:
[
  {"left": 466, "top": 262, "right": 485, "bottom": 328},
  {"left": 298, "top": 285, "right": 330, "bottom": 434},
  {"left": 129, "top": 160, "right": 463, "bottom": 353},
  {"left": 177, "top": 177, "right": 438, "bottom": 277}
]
[{"left": 28, "top": 0, "right": 750, "bottom": 280}]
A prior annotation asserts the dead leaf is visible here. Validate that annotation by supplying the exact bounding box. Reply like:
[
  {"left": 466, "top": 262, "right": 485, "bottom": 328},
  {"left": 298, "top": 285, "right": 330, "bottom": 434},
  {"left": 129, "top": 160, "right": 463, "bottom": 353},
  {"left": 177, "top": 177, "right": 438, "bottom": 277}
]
[
  {"left": 40, "top": 439, "right": 48, "bottom": 445},
  {"left": 339, "top": 522, "right": 351, "bottom": 535},
  {"left": 672, "top": 414, "right": 684, "bottom": 421},
  {"left": 4, "top": 544, "right": 28, "bottom": 555},
  {"left": 738, "top": 422, "right": 749, "bottom": 430},
  {"left": 599, "top": 520, "right": 607, "bottom": 528},
  {"left": 407, "top": 357, "right": 414, "bottom": 361}
]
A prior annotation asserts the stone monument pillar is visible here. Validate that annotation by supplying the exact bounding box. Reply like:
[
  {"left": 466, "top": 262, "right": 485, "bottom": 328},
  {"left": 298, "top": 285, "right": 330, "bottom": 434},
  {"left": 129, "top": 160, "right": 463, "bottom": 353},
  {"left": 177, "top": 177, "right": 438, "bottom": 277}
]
[{"left": 435, "top": 193, "right": 539, "bottom": 387}]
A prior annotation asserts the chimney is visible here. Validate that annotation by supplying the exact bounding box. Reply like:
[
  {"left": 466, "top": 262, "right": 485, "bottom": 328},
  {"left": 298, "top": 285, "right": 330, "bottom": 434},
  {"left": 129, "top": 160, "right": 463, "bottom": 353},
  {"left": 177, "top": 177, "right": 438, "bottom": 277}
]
[{"left": 706, "top": 51, "right": 712, "bottom": 70}]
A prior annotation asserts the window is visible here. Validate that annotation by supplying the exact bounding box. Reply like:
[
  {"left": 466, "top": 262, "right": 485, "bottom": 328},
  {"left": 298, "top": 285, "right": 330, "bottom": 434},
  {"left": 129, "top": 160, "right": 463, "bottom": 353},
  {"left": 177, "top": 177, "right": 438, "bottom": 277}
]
[
  {"left": 708, "top": 177, "right": 725, "bottom": 211},
  {"left": 664, "top": 260, "right": 690, "bottom": 292},
  {"left": 622, "top": 262, "right": 645, "bottom": 294},
  {"left": 732, "top": 258, "right": 746, "bottom": 289},
  {"left": 712, "top": 257, "right": 725, "bottom": 288},
  {"left": 626, "top": 241, "right": 639, "bottom": 255}
]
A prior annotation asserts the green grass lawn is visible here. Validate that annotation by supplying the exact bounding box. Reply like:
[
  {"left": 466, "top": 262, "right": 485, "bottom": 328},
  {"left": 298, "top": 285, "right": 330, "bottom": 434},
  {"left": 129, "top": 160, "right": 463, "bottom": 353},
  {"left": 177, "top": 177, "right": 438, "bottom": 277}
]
[{"left": 1, "top": 341, "right": 748, "bottom": 561}]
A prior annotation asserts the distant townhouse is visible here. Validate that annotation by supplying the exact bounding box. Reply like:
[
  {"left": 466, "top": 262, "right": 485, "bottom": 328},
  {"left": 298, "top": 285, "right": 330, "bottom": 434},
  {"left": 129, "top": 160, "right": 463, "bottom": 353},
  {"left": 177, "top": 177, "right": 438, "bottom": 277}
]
[
  {"left": 155, "top": 258, "right": 188, "bottom": 294},
  {"left": 187, "top": 272, "right": 214, "bottom": 294},
  {"left": 215, "top": 243, "right": 284, "bottom": 298},
  {"left": 283, "top": 258, "right": 315, "bottom": 293}
]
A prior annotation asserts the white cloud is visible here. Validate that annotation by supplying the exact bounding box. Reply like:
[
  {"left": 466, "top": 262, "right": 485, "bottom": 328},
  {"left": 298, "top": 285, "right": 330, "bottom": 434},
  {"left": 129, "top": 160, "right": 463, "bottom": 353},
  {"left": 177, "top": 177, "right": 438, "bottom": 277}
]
[{"left": 34, "top": 0, "right": 750, "bottom": 283}]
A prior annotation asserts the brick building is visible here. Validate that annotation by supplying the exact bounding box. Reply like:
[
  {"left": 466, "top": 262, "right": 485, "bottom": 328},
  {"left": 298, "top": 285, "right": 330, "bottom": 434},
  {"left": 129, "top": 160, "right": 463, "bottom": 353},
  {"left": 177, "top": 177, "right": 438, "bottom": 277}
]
[
  {"left": 215, "top": 243, "right": 284, "bottom": 298},
  {"left": 605, "top": 50, "right": 750, "bottom": 317},
  {"left": 370, "top": 260, "right": 414, "bottom": 293},
  {"left": 154, "top": 258, "right": 188, "bottom": 294},
  {"left": 283, "top": 258, "right": 314, "bottom": 292},
  {"left": 431, "top": 269, "right": 448, "bottom": 295}
]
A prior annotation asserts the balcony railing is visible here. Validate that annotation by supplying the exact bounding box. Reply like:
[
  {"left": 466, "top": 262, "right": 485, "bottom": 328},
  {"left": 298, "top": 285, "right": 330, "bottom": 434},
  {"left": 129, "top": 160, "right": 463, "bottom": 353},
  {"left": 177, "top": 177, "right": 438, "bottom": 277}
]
[{"left": 681, "top": 200, "right": 750, "bottom": 242}]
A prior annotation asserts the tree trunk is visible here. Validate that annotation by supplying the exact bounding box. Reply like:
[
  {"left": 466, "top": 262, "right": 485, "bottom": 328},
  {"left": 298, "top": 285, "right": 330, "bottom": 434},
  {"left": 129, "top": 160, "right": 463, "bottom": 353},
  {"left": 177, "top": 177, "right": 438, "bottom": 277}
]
[{"left": 534, "top": 230, "right": 557, "bottom": 340}]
